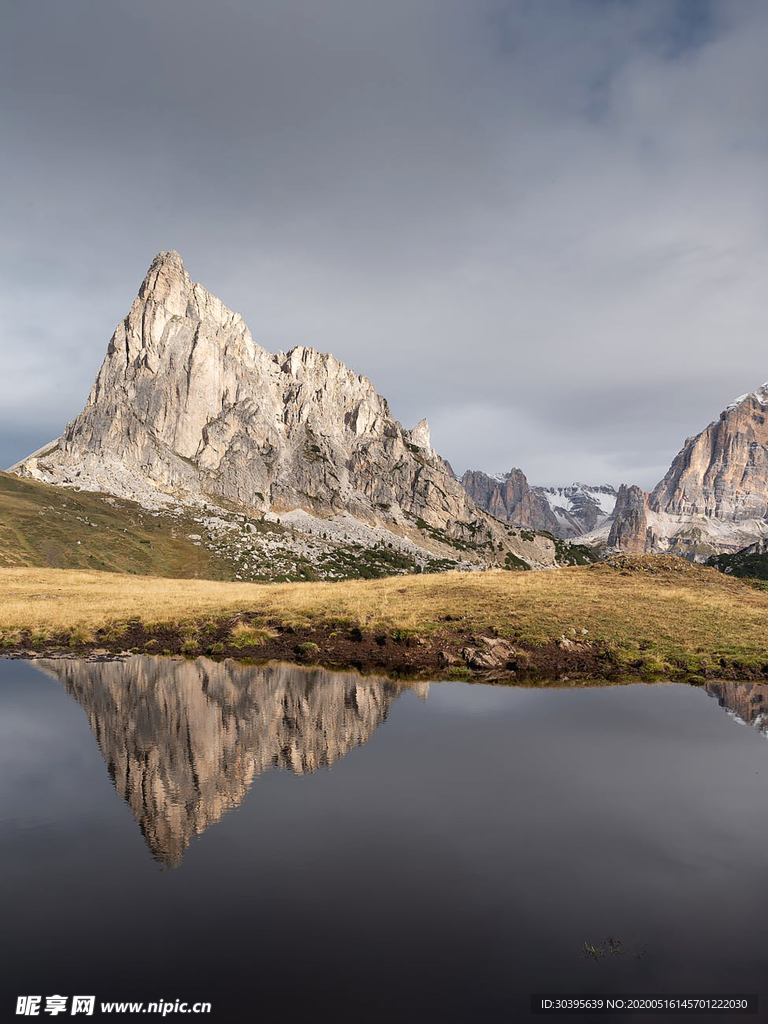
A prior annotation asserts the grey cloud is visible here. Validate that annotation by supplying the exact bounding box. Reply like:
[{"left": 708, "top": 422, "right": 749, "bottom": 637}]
[{"left": 3, "top": 0, "right": 768, "bottom": 490}]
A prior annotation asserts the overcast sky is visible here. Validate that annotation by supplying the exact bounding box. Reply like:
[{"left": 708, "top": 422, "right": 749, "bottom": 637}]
[{"left": 3, "top": 0, "right": 768, "bottom": 488}]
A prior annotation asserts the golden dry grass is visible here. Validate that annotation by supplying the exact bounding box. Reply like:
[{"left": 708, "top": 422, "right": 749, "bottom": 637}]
[{"left": 1, "top": 558, "right": 767, "bottom": 671}]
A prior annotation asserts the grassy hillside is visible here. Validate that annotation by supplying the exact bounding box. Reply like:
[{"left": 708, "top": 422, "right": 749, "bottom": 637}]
[
  {"left": 0, "top": 472, "right": 457, "bottom": 582},
  {"left": 0, "top": 471, "right": 230, "bottom": 578},
  {"left": 0, "top": 471, "right": 597, "bottom": 583},
  {"left": 2, "top": 554, "right": 767, "bottom": 680}
]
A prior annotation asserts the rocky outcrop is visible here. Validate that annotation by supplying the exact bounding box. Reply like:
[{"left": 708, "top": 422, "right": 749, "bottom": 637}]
[
  {"left": 735, "top": 537, "right": 768, "bottom": 557},
  {"left": 461, "top": 636, "right": 528, "bottom": 671},
  {"left": 607, "top": 484, "right": 649, "bottom": 553},
  {"left": 12, "top": 252, "right": 482, "bottom": 542},
  {"left": 37, "top": 656, "right": 413, "bottom": 866},
  {"left": 651, "top": 384, "right": 768, "bottom": 521},
  {"left": 461, "top": 471, "right": 616, "bottom": 539}
]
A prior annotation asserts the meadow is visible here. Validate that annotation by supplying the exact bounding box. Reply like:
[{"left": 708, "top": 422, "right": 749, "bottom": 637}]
[{"left": 2, "top": 554, "right": 766, "bottom": 680}]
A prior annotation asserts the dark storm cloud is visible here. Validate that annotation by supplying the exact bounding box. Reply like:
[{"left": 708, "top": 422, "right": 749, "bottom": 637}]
[{"left": 2, "top": 0, "right": 768, "bottom": 486}]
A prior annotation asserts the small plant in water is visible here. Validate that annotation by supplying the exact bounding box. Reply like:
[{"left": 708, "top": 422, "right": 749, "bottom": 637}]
[
  {"left": 583, "top": 937, "right": 645, "bottom": 962},
  {"left": 583, "top": 938, "right": 620, "bottom": 961},
  {"left": 582, "top": 942, "right": 605, "bottom": 962}
]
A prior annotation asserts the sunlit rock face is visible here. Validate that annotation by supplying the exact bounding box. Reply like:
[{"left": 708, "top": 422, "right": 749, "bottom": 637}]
[
  {"left": 9, "top": 252, "right": 581, "bottom": 569},
  {"left": 651, "top": 385, "right": 768, "bottom": 522},
  {"left": 37, "top": 657, "right": 415, "bottom": 867},
  {"left": 13, "top": 251, "right": 479, "bottom": 536}
]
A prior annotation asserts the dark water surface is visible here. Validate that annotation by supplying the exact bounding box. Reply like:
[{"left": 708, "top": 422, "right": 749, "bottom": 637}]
[{"left": 1, "top": 657, "right": 767, "bottom": 1022}]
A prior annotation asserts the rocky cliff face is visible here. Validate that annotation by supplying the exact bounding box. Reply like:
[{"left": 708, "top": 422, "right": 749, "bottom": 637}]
[
  {"left": 607, "top": 484, "right": 650, "bottom": 553},
  {"left": 651, "top": 385, "right": 768, "bottom": 521},
  {"left": 461, "top": 470, "right": 616, "bottom": 539},
  {"left": 13, "top": 252, "right": 480, "bottom": 541},
  {"left": 37, "top": 656, "right": 414, "bottom": 866}
]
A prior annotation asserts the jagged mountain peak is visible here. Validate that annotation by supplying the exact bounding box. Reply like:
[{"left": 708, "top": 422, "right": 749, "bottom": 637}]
[
  {"left": 11, "top": 252, "right": 576, "bottom": 571},
  {"left": 138, "top": 248, "right": 192, "bottom": 304},
  {"left": 607, "top": 484, "right": 649, "bottom": 553},
  {"left": 146, "top": 248, "right": 185, "bottom": 271},
  {"left": 538, "top": 482, "right": 617, "bottom": 500},
  {"left": 13, "top": 253, "right": 449, "bottom": 523}
]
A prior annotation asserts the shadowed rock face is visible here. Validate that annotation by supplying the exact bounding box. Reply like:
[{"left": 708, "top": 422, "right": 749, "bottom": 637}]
[
  {"left": 461, "top": 468, "right": 562, "bottom": 534},
  {"left": 36, "top": 657, "right": 418, "bottom": 867},
  {"left": 13, "top": 251, "right": 480, "bottom": 537}
]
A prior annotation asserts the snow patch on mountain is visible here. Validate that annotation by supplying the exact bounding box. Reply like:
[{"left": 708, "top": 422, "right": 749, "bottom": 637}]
[
  {"left": 536, "top": 484, "right": 617, "bottom": 518},
  {"left": 727, "top": 382, "right": 768, "bottom": 410}
]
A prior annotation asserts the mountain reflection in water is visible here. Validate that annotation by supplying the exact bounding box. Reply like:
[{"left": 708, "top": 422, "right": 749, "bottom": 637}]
[
  {"left": 35, "top": 657, "right": 426, "bottom": 867},
  {"left": 30, "top": 657, "right": 767, "bottom": 870}
]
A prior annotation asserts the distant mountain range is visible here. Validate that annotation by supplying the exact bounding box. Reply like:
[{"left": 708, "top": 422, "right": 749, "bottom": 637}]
[
  {"left": 9, "top": 250, "right": 768, "bottom": 572},
  {"left": 461, "top": 472, "right": 616, "bottom": 538}
]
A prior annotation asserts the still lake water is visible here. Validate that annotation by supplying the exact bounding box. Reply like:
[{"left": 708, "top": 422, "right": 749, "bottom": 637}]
[{"left": 1, "top": 656, "right": 767, "bottom": 1022}]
